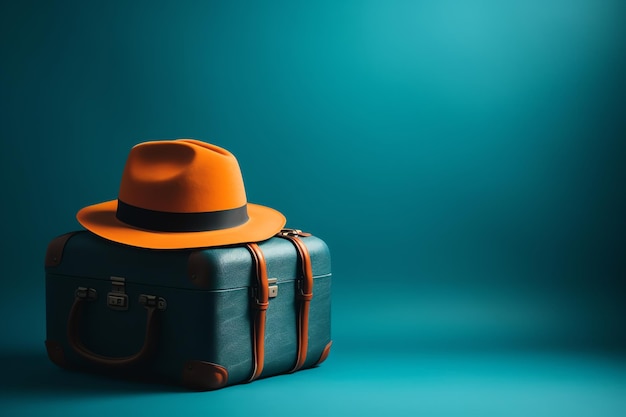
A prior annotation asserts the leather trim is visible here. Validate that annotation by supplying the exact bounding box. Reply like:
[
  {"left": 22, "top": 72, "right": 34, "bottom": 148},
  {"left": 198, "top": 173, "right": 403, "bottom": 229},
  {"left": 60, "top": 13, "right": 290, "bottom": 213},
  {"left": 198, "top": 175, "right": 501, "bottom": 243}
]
[
  {"left": 45, "top": 340, "right": 67, "bottom": 368},
  {"left": 276, "top": 233, "right": 314, "bottom": 373},
  {"left": 245, "top": 243, "right": 269, "bottom": 382},
  {"left": 45, "top": 232, "right": 78, "bottom": 267},
  {"left": 187, "top": 251, "right": 211, "bottom": 289},
  {"left": 182, "top": 360, "right": 229, "bottom": 391},
  {"left": 314, "top": 341, "right": 332, "bottom": 366}
]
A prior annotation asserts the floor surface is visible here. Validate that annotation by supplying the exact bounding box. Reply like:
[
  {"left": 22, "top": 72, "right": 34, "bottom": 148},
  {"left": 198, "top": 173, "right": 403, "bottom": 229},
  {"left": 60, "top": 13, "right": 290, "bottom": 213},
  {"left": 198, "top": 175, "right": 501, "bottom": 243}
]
[{"left": 1, "top": 345, "right": 625, "bottom": 417}]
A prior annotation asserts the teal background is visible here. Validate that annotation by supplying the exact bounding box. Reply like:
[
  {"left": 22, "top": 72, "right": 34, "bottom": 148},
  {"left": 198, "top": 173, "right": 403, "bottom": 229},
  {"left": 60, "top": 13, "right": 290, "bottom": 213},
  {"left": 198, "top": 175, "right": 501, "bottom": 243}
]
[{"left": 1, "top": 0, "right": 625, "bottom": 415}]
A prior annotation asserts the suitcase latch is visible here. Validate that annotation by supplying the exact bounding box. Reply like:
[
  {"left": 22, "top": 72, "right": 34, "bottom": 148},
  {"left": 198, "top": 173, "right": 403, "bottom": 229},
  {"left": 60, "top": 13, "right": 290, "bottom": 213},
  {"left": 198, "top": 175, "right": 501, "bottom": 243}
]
[
  {"left": 107, "top": 276, "right": 128, "bottom": 311},
  {"left": 268, "top": 278, "right": 278, "bottom": 299}
]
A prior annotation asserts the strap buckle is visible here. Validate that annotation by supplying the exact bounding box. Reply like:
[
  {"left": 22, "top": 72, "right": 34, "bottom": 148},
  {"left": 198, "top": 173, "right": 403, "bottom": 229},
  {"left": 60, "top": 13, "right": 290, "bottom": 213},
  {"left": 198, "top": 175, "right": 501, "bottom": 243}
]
[
  {"left": 296, "top": 280, "right": 313, "bottom": 301},
  {"left": 277, "top": 228, "right": 311, "bottom": 238}
]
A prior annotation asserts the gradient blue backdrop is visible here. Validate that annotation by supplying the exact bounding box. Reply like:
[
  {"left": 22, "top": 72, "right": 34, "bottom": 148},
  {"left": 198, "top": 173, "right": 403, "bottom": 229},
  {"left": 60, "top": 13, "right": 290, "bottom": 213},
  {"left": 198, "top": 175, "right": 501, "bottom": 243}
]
[{"left": 1, "top": 1, "right": 625, "bottom": 416}]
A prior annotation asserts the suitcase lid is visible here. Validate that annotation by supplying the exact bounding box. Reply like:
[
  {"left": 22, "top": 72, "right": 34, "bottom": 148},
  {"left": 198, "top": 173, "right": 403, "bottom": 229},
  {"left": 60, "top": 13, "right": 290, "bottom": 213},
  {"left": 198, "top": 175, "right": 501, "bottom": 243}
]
[{"left": 45, "top": 230, "right": 331, "bottom": 291}]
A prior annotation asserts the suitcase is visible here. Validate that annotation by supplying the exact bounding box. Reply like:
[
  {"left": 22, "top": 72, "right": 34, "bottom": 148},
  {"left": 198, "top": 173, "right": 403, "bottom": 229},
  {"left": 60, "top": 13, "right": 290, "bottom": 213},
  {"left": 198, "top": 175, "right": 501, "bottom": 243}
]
[{"left": 44, "top": 228, "right": 332, "bottom": 390}]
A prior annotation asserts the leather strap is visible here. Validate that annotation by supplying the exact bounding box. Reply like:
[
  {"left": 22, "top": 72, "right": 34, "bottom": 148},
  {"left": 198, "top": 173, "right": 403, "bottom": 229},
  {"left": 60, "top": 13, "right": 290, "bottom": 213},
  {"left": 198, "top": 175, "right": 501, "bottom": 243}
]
[
  {"left": 276, "top": 230, "right": 314, "bottom": 373},
  {"left": 245, "top": 243, "right": 269, "bottom": 382}
]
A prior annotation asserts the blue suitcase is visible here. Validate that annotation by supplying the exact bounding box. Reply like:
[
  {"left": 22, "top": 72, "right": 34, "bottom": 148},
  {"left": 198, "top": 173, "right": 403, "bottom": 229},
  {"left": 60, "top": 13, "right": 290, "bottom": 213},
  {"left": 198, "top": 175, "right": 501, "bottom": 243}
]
[{"left": 44, "top": 228, "right": 332, "bottom": 390}]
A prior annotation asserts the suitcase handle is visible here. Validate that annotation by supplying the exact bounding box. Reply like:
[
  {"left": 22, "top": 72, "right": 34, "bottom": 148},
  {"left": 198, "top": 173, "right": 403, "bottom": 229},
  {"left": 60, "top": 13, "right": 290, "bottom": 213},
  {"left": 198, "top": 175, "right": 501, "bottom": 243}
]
[{"left": 66, "top": 292, "right": 160, "bottom": 367}]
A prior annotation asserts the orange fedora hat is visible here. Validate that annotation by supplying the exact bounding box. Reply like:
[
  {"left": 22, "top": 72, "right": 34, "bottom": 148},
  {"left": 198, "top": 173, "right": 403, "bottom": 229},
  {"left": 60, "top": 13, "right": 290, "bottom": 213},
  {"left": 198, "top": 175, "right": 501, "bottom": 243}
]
[{"left": 77, "top": 139, "right": 286, "bottom": 249}]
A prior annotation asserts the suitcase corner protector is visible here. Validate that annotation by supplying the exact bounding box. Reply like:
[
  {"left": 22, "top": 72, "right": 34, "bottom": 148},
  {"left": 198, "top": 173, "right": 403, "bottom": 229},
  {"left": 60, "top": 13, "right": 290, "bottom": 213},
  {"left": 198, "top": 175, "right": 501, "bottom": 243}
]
[
  {"left": 181, "top": 360, "right": 229, "bottom": 391},
  {"left": 45, "top": 232, "right": 79, "bottom": 268},
  {"left": 45, "top": 339, "right": 68, "bottom": 369}
]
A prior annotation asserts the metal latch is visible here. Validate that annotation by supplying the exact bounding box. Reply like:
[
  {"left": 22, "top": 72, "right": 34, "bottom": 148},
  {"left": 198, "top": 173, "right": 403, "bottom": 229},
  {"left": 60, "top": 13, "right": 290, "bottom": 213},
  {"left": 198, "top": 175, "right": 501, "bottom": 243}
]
[
  {"left": 249, "top": 279, "right": 279, "bottom": 303},
  {"left": 107, "top": 276, "right": 128, "bottom": 311},
  {"left": 268, "top": 278, "right": 278, "bottom": 298},
  {"left": 139, "top": 294, "right": 167, "bottom": 311}
]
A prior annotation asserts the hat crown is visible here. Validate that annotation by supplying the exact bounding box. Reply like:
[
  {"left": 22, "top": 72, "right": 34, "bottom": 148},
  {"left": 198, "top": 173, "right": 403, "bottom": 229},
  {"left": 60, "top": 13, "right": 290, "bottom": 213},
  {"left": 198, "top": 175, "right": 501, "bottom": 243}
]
[
  {"left": 76, "top": 138, "right": 286, "bottom": 249},
  {"left": 118, "top": 139, "right": 247, "bottom": 213}
]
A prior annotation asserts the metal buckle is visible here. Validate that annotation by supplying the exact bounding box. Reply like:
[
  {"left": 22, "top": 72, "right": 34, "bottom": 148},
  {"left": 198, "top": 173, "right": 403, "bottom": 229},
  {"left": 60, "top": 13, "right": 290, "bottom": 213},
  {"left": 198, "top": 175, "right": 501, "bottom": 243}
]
[
  {"left": 277, "top": 228, "right": 311, "bottom": 237},
  {"left": 278, "top": 228, "right": 301, "bottom": 237}
]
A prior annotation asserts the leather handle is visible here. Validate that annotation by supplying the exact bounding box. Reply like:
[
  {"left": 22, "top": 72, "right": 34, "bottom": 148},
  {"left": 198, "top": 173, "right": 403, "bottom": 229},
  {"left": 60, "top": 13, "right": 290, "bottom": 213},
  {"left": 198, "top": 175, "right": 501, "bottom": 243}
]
[{"left": 67, "top": 296, "right": 159, "bottom": 367}]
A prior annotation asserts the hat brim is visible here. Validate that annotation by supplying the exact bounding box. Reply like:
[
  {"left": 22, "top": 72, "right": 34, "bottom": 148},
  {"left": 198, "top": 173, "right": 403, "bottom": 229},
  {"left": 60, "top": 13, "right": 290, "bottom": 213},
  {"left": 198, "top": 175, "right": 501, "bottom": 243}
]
[{"left": 76, "top": 200, "right": 286, "bottom": 249}]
